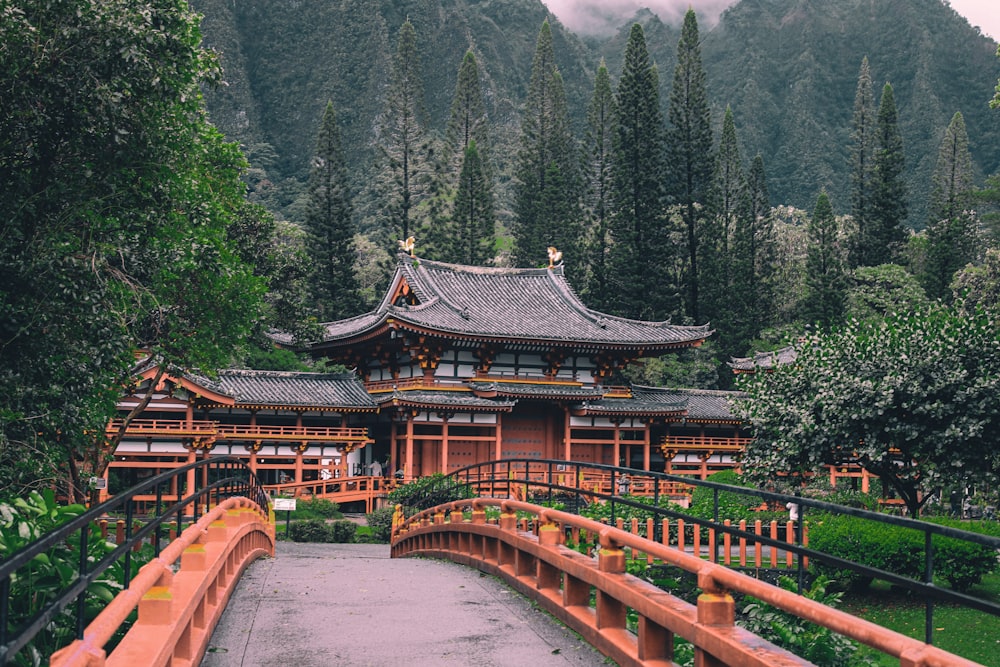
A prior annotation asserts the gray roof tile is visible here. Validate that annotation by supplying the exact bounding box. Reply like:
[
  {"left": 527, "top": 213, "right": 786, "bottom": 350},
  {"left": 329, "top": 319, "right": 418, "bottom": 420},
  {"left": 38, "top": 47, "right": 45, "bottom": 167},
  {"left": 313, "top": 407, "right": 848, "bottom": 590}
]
[
  {"left": 190, "top": 370, "right": 376, "bottom": 409},
  {"left": 315, "top": 255, "right": 712, "bottom": 349}
]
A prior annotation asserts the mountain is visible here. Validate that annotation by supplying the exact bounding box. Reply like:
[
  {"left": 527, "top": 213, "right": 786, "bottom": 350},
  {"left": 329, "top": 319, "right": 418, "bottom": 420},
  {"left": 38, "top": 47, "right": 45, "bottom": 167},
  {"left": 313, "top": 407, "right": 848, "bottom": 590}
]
[{"left": 192, "top": 0, "right": 1000, "bottom": 228}]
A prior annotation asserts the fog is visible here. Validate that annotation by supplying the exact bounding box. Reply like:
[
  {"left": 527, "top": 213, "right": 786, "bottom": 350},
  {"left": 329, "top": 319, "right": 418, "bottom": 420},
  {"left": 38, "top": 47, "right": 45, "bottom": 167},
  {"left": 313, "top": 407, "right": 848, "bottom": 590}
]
[{"left": 541, "top": 0, "right": 738, "bottom": 36}]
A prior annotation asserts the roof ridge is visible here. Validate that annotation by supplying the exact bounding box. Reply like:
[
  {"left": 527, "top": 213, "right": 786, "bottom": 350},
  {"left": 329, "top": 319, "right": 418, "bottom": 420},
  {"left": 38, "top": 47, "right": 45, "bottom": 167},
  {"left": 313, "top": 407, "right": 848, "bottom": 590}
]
[{"left": 219, "top": 369, "right": 359, "bottom": 380}]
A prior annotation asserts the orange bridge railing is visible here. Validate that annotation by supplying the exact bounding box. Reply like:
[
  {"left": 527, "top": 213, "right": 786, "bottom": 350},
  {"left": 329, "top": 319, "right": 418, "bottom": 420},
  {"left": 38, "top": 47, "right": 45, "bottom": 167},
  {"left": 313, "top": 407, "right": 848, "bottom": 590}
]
[{"left": 391, "top": 498, "right": 979, "bottom": 667}]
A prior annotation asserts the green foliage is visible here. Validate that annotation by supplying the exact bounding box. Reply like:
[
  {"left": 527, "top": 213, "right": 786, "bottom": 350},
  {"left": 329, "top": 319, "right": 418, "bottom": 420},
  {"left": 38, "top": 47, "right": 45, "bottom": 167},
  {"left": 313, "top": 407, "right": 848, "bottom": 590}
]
[
  {"left": 801, "top": 191, "right": 847, "bottom": 328},
  {"left": 385, "top": 473, "right": 474, "bottom": 512},
  {"left": 621, "top": 343, "right": 721, "bottom": 390},
  {"left": 0, "top": 491, "right": 152, "bottom": 665},
  {"left": 736, "top": 304, "right": 1000, "bottom": 516},
  {"left": 667, "top": 9, "right": 714, "bottom": 323},
  {"left": 288, "top": 519, "right": 333, "bottom": 542},
  {"left": 287, "top": 497, "right": 343, "bottom": 521},
  {"left": 365, "top": 506, "right": 396, "bottom": 543},
  {"left": 808, "top": 514, "right": 999, "bottom": 593},
  {"left": 330, "top": 519, "right": 358, "bottom": 543},
  {"left": 740, "top": 576, "right": 871, "bottom": 666},
  {"left": 306, "top": 102, "right": 363, "bottom": 320},
  {"left": 0, "top": 0, "right": 264, "bottom": 497},
  {"left": 607, "top": 23, "right": 671, "bottom": 321},
  {"left": 513, "top": 21, "right": 582, "bottom": 272},
  {"left": 846, "top": 264, "right": 929, "bottom": 322},
  {"left": 687, "top": 470, "right": 772, "bottom": 524}
]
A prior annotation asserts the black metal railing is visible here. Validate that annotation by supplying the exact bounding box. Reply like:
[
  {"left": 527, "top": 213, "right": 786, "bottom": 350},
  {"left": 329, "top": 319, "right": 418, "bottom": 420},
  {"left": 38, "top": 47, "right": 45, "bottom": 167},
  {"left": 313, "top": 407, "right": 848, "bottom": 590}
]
[
  {"left": 405, "top": 458, "right": 1000, "bottom": 647},
  {"left": 0, "top": 456, "right": 269, "bottom": 665}
]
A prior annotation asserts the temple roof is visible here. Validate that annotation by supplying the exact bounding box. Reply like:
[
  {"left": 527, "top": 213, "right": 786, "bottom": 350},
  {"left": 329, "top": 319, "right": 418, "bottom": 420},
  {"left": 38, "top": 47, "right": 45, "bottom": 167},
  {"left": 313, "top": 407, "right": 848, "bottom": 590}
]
[
  {"left": 573, "top": 386, "right": 741, "bottom": 422},
  {"left": 729, "top": 346, "right": 798, "bottom": 373},
  {"left": 373, "top": 389, "right": 515, "bottom": 412},
  {"left": 299, "top": 255, "right": 712, "bottom": 351},
  {"left": 190, "top": 370, "right": 377, "bottom": 411},
  {"left": 468, "top": 381, "right": 605, "bottom": 401}
]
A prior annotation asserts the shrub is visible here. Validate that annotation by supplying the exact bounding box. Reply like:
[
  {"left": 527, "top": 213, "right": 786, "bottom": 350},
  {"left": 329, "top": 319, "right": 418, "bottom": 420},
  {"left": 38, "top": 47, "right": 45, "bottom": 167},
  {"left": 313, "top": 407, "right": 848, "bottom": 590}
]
[
  {"left": 808, "top": 514, "right": 998, "bottom": 592},
  {"left": 688, "top": 470, "right": 776, "bottom": 524},
  {"left": 329, "top": 519, "right": 357, "bottom": 543},
  {"left": 386, "top": 473, "right": 474, "bottom": 511},
  {"left": 288, "top": 519, "right": 332, "bottom": 543},
  {"left": 365, "top": 506, "right": 395, "bottom": 543},
  {"left": 287, "top": 497, "right": 342, "bottom": 521},
  {"left": 740, "top": 576, "right": 872, "bottom": 666}
]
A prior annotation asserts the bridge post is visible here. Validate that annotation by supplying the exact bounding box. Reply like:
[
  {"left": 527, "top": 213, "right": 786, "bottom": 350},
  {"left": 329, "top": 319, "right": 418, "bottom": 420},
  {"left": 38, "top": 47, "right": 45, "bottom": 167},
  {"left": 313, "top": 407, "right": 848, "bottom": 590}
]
[{"left": 695, "top": 569, "right": 735, "bottom": 667}]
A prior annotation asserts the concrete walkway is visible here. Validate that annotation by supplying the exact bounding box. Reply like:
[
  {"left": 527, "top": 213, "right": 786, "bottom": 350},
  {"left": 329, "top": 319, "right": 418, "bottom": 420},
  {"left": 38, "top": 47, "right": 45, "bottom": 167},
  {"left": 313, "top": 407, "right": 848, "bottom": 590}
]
[{"left": 201, "top": 542, "right": 610, "bottom": 666}]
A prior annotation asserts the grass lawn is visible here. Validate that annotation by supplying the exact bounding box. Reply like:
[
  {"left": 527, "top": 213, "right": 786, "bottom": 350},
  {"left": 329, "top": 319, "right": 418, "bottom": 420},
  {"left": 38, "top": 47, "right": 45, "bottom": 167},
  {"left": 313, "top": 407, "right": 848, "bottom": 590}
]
[{"left": 840, "top": 573, "right": 1000, "bottom": 666}]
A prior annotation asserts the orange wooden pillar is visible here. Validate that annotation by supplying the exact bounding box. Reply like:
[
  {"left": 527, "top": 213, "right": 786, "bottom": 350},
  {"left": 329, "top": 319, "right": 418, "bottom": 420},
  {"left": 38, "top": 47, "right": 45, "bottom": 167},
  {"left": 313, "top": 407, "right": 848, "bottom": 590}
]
[
  {"left": 494, "top": 413, "right": 503, "bottom": 461},
  {"left": 440, "top": 414, "right": 450, "bottom": 475},
  {"left": 643, "top": 420, "right": 651, "bottom": 471},
  {"left": 294, "top": 412, "right": 304, "bottom": 483},
  {"left": 404, "top": 413, "right": 414, "bottom": 478},
  {"left": 563, "top": 407, "right": 571, "bottom": 462},
  {"left": 612, "top": 420, "right": 621, "bottom": 468}
]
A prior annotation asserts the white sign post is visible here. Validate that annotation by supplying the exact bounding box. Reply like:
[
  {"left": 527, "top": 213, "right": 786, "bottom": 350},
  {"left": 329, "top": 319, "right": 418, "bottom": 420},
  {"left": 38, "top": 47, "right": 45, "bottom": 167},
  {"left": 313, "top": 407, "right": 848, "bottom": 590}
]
[{"left": 273, "top": 497, "right": 296, "bottom": 535}]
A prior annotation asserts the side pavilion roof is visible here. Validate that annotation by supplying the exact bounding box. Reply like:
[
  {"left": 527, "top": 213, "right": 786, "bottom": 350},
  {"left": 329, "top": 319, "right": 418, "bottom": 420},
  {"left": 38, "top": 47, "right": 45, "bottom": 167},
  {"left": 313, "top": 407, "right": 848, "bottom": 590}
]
[{"left": 298, "top": 255, "right": 712, "bottom": 352}]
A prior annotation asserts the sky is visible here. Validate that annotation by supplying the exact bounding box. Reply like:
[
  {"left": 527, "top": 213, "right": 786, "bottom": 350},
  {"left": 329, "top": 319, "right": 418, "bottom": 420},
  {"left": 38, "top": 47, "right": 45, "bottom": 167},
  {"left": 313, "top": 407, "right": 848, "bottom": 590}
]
[{"left": 540, "top": 0, "right": 1000, "bottom": 41}]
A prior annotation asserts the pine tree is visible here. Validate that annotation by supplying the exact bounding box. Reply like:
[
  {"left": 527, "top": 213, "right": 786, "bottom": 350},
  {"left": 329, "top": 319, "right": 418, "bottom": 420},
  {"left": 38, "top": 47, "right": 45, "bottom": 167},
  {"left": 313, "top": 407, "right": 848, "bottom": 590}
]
[
  {"left": 450, "top": 141, "right": 495, "bottom": 265},
  {"left": 848, "top": 57, "right": 877, "bottom": 268},
  {"left": 445, "top": 50, "right": 489, "bottom": 164},
  {"left": 582, "top": 60, "right": 617, "bottom": 311},
  {"left": 666, "top": 9, "right": 714, "bottom": 322},
  {"left": 802, "top": 191, "right": 846, "bottom": 329},
  {"left": 608, "top": 23, "right": 671, "bottom": 320},
  {"left": 380, "top": 19, "right": 431, "bottom": 242},
  {"left": 701, "top": 106, "right": 745, "bottom": 353},
  {"left": 731, "top": 154, "right": 776, "bottom": 350},
  {"left": 513, "top": 21, "right": 581, "bottom": 271},
  {"left": 924, "top": 111, "right": 978, "bottom": 300},
  {"left": 305, "top": 102, "right": 362, "bottom": 321},
  {"left": 869, "top": 82, "right": 908, "bottom": 264}
]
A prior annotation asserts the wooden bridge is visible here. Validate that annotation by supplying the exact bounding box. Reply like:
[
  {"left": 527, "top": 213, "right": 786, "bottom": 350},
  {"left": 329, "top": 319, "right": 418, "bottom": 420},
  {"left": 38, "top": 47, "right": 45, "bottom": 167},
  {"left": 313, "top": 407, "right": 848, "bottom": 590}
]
[{"left": 4, "top": 460, "right": 995, "bottom": 667}]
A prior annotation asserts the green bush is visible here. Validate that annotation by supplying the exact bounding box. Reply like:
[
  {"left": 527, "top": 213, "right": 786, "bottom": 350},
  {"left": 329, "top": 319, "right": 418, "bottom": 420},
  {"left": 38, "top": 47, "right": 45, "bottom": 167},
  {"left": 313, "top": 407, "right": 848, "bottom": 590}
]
[
  {"left": 688, "top": 470, "right": 777, "bottom": 524},
  {"left": 0, "top": 490, "right": 153, "bottom": 665},
  {"left": 386, "top": 473, "right": 474, "bottom": 511},
  {"left": 365, "top": 506, "right": 395, "bottom": 543},
  {"left": 807, "top": 514, "right": 998, "bottom": 592},
  {"left": 740, "top": 576, "right": 873, "bottom": 666},
  {"left": 922, "top": 517, "right": 1000, "bottom": 592},
  {"left": 286, "top": 497, "right": 342, "bottom": 521},
  {"left": 288, "top": 519, "right": 332, "bottom": 543},
  {"left": 329, "top": 519, "right": 357, "bottom": 543}
]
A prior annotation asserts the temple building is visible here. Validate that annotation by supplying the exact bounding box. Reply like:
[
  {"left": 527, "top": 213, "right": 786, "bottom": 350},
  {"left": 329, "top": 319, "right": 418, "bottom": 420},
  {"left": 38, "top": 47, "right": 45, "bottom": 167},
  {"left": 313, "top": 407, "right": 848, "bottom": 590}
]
[{"left": 106, "top": 253, "right": 751, "bottom": 494}]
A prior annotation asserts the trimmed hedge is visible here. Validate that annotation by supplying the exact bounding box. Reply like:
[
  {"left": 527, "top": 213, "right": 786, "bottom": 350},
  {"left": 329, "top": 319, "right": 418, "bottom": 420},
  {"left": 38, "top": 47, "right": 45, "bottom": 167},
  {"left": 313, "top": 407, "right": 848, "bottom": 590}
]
[
  {"left": 808, "top": 514, "right": 999, "bottom": 592},
  {"left": 287, "top": 519, "right": 358, "bottom": 543}
]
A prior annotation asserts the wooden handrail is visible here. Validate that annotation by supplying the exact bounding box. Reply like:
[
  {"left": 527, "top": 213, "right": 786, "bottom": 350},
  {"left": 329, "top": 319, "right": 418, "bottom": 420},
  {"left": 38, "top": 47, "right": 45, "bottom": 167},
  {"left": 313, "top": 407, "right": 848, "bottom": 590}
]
[{"left": 392, "top": 499, "right": 979, "bottom": 667}]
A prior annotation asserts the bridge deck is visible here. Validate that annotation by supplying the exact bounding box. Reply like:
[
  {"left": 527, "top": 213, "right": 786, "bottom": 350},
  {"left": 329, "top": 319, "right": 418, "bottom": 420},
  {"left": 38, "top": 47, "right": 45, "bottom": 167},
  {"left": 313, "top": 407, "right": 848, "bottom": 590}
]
[{"left": 201, "top": 542, "right": 607, "bottom": 667}]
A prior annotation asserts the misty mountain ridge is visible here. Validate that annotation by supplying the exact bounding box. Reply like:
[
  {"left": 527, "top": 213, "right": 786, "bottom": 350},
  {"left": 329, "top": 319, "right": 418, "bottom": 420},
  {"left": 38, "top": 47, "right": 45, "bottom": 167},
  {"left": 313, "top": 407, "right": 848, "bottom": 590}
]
[{"left": 192, "top": 0, "right": 1000, "bottom": 228}]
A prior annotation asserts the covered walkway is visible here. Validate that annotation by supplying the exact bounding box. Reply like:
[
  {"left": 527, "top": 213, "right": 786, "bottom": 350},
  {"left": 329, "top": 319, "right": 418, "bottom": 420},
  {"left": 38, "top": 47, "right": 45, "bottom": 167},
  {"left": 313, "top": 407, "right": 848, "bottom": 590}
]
[{"left": 201, "top": 542, "right": 607, "bottom": 666}]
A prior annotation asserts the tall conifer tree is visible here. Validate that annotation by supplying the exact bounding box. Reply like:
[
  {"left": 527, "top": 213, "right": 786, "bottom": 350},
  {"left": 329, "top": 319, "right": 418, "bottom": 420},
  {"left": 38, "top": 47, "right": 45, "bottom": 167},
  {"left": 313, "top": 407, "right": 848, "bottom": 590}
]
[
  {"left": 306, "top": 102, "right": 362, "bottom": 320},
  {"left": 445, "top": 50, "right": 489, "bottom": 167},
  {"left": 924, "top": 111, "right": 978, "bottom": 299},
  {"left": 450, "top": 141, "right": 495, "bottom": 265},
  {"left": 701, "top": 106, "right": 745, "bottom": 353},
  {"left": 609, "top": 24, "right": 670, "bottom": 320},
  {"left": 731, "top": 154, "right": 776, "bottom": 351},
  {"left": 583, "top": 60, "right": 617, "bottom": 310},
  {"left": 869, "top": 82, "right": 908, "bottom": 263},
  {"left": 802, "top": 191, "right": 846, "bottom": 329},
  {"left": 666, "top": 9, "right": 714, "bottom": 322},
  {"left": 381, "top": 19, "right": 430, "bottom": 242},
  {"left": 848, "top": 57, "right": 877, "bottom": 268},
  {"left": 513, "top": 21, "right": 581, "bottom": 271}
]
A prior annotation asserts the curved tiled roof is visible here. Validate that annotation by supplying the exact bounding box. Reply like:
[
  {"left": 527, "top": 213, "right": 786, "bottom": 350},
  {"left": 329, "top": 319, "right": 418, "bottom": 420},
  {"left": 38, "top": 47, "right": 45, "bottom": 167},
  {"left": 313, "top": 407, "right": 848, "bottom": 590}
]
[
  {"left": 313, "top": 255, "right": 711, "bottom": 349},
  {"left": 729, "top": 346, "right": 798, "bottom": 373},
  {"left": 191, "top": 370, "right": 376, "bottom": 410},
  {"left": 573, "top": 386, "right": 742, "bottom": 422},
  {"left": 373, "top": 389, "right": 515, "bottom": 411},
  {"left": 468, "top": 381, "right": 605, "bottom": 400}
]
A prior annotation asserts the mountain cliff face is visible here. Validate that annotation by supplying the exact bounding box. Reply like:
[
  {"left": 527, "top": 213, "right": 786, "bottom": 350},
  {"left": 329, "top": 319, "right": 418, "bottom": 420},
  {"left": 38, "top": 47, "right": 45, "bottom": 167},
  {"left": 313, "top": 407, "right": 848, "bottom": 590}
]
[{"left": 193, "top": 0, "right": 1000, "bottom": 225}]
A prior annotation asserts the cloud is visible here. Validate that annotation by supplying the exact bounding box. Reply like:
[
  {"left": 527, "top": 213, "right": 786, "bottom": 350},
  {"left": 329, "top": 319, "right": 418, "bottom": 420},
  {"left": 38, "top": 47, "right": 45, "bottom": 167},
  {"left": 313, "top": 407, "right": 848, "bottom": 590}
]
[{"left": 541, "top": 0, "right": 738, "bottom": 36}]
